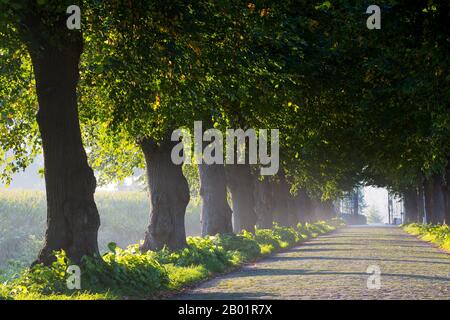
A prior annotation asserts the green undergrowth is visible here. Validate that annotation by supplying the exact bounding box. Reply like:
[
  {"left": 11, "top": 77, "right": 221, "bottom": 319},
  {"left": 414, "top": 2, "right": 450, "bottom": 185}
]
[
  {"left": 0, "top": 218, "right": 345, "bottom": 300},
  {"left": 403, "top": 223, "right": 450, "bottom": 252}
]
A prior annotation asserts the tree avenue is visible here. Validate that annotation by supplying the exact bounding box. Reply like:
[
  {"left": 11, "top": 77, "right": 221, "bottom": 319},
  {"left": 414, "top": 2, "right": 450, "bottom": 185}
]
[{"left": 0, "top": 0, "right": 448, "bottom": 268}]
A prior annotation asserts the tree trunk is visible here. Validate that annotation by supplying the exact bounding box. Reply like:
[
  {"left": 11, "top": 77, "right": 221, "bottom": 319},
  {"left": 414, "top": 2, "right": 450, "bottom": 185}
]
[
  {"left": 22, "top": 13, "right": 100, "bottom": 265},
  {"left": 321, "top": 200, "right": 336, "bottom": 220},
  {"left": 417, "top": 185, "right": 425, "bottom": 223},
  {"left": 226, "top": 164, "right": 257, "bottom": 233},
  {"left": 445, "top": 161, "right": 450, "bottom": 224},
  {"left": 199, "top": 163, "right": 233, "bottom": 236},
  {"left": 254, "top": 178, "right": 274, "bottom": 229},
  {"left": 403, "top": 188, "right": 418, "bottom": 223},
  {"left": 306, "top": 198, "right": 318, "bottom": 222},
  {"left": 294, "top": 189, "right": 308, "bottom": 224},
  {"left": 272, "top": 176, "right": 291, "bottom": 227},
  {"left": 313, "top": 201, "right": 328, "bottom": 220},
  {"left": 140, "top": 139, "right": 189, "bottom": 251},
  {"left": 424, "top": 178, "right": 434, "bottom": 224},
  {"left": 287, "top": 193, "right": 300, "bottom": 227},
  {"left": 424, "top": 174, "right": 446, "bottom": 224},
  {"left": 352, "top": 190, "right": 359, "bottom": 216},
  {"left": 301, "top": 192, "right": 314, "bottom": 223},
  {"left": 432, "top": 174, "right": 446, "bottom": 224}
]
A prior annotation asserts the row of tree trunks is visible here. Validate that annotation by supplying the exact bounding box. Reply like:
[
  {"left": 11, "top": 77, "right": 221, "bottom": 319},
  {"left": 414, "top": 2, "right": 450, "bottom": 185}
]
[
  {"left": 266, "top": 173, "right": 312, "bottom": 228},
  {"left": 140, "top": 139, "right": 190, "bottom": 251},
  {"left": 21, "top": 11, "right": 100, "bottom": 265},
  {"left": 251, "top": 172, "right": 332, "bottom": 229},
  {"left": 17, "top": 3, "right": 449, "bottom": 267},
  {"left": 123, "top": 154, "right": 450, "bottom": 253},
  {"left": 407, "top": 165, "right": 450, "bottom": 225}
]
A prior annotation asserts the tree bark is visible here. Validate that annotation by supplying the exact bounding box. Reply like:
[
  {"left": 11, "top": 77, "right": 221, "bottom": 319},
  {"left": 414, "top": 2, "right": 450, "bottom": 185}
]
[
  {"left": 352, "top": 190, "right": 359, "bottom": 216},
  {"left": 21, "top": 11, "right": 100, "bottom": 265},
  {"left": 140, "top": 139, "right": 189, "bottom": 251},
  {"left": 416, "top": 185, "right": 425, "bottom": 223},
  {"left": 300, "top": 191, "right": 314, "bottom": 223},
  {"left": 445, "top": 160, "right": 450, "bottom": 224},
  {"left": 226, "top": 164, "right": 257, "bottom": 233},
  {"left": 403, "top": 188, "right": 418, "bottom": 223},
  {"left": 321, "top": 200, "right": 337, "bottom": 220},
  {"left": 306, "top": 198, "right": 317, "bottom": 222},
  {"left": 254, "top": 178, "right": 274, "bottom": 229},
  {"left": 313, "top": 200, "right": 327, "bottom": 220},
  {"left": 293, "top": 189, "right": 308, "bottom": 224},
  {"left": 424, "top": 174, "right": 446, "bottom": 224},
  {"left": 287, "top": 193, "right": 300, "bottom": 227},
  {"left": 432, "top": 174, "right": 446, "bottom": 224},
  {"left": 199, "top": 163, "right": 233, "bottom": 236},
  {"left": 424, "top": 178, "right": 434, "bottom": 224},
  {"left": 272, "top": 175, "right": 291, "bottom": 227}
]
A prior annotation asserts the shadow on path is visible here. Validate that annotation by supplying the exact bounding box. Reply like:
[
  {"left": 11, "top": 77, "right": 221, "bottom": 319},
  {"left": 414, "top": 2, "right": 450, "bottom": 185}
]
[
  {"left": 263, "top": 256, "right": 450, "bottom": 265},
  {"left": 174, "top": 226, "right": 450, "bottom": 300}
]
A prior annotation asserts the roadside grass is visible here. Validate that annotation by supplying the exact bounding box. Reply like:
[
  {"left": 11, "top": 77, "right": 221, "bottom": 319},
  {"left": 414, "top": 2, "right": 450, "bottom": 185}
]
[
  {"left": 0, "top": 190, "right": 201, "bottom": 273},
  {"left": 0, "top": 218, "right": 345, "bottom": 300},
  {"left": 403, "top": 223, "right": 450, "bottom": 252}
]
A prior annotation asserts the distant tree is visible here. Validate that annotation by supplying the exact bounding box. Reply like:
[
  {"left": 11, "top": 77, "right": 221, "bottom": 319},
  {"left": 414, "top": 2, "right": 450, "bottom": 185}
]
[{"left": 366, "top": 206, "right": 383, "bottom": 224}]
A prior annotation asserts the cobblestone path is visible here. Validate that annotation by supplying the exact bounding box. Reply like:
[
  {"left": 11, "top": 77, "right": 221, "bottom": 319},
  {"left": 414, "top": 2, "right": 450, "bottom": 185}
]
[{"left": 176, "top": 226, "right": 450, "bottom": 299}]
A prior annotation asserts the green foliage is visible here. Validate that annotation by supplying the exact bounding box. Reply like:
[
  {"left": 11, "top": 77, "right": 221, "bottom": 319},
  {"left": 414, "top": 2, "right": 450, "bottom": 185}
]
[
  {"left": 83, "top": 245, "right": 169, "bottom": 296},
  {"left": 2, "top": 0, "right": 448, "bottom": 217},
  {"left": 328, "top": 217, "right": 347, "bottom": 228},
  {"left": 272, "top": 225, "right": 300, "bottom": 246},
  {"left": 4, "top": 252, "right": 69, "bottom": 296},
  {"left": 0, "top": 219, "right": 344, "bottom": 300},
  {"left": 214, "top": 233, "right": 261, "bottom": 262},
  {"left": 0, "top": 33, "right": 40, "bottom": 185},
  {"left": 404, "top": 223, "right": 450, "bottom": 252},
  {"left": 248, "top": 225, "right": 301, "bottom": 251},
  {"left": 155, "top": 236, "right": 233, "bottom": 274},
  {"left": 1, "top": 0, "right": 449, "bottom": 203},
  {"left": 250, "top": 229, "right": 283, "bottom": 251},
  {"left": 1, "top": 248, "right": 168, "bottom": 298},
  {"left": 303, "top": 221, "right": 336, "bottom": 237}
]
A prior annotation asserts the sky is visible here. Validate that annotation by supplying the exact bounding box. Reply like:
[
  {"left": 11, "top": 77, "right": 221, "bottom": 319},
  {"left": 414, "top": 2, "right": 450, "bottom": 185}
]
[{"left": 363, "top": 186, "right": 389, "bottom": 222}]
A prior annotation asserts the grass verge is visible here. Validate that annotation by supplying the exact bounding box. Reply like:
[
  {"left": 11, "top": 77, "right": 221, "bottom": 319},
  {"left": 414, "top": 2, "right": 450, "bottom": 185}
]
[
  {"left": 0, "top": 218, "right": 345, "bottom": 300},
  {"left": 403, "top": 223, "right": 450, "bottom": 252}
]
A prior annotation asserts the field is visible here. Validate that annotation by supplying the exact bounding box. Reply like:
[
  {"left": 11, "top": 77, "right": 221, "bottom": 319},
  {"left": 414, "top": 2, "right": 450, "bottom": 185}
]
[{"left": 0, "top": 190, "right": 201, "bottom": 280}]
